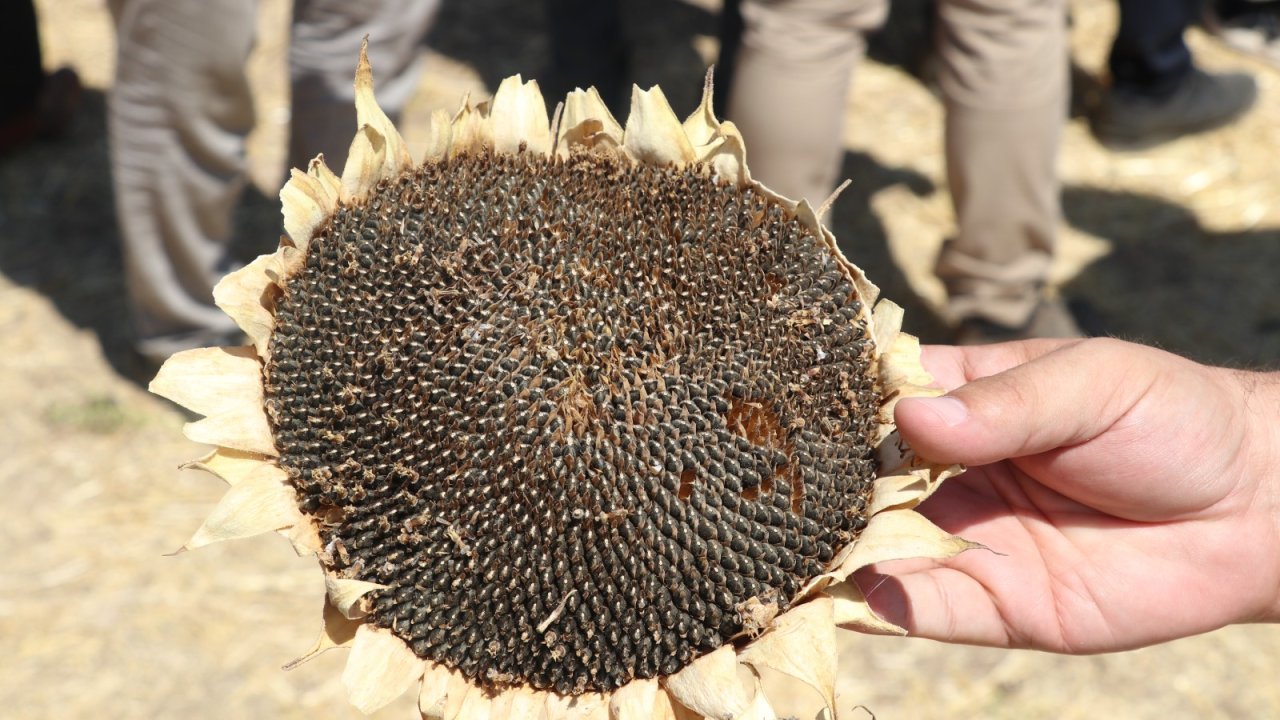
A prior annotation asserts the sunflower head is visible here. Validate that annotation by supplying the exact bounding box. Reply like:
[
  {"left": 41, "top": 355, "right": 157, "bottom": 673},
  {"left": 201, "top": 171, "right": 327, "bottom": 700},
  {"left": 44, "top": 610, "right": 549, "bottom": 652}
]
[{"left": 150, "top": 41, "right": 970, "bottom": 719}]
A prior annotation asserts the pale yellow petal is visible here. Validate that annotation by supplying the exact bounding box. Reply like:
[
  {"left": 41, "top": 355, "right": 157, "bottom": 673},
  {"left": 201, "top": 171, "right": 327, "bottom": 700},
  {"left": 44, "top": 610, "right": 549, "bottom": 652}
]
[
  {"left": 308, "top": 154, "right": 341, "bottom": 206},
  {"left": 815, "top": 178, "right": 852, "bottom": 223},
  {"left": 584, "top": 696, "right": 610, "bottom": 720},
  {"left": 183, "top": 463, "right": 300, "bottom": 549},
  {"left": 744, "top": 670, "right": 779, "bottom": 720},
  {"left": 181, "top": 410, "right": 276, "bottom": 457},
  {"left": 280, "top": 165, "right": 336, "bottom": 252},
  {"left": 270, "top": 244, "right": 307, "bottom": 286},
  {"left": 284, "top": 518, "right": 323, "bottom": 557},
  {"left": 149, "top": 346, "right": 276, "bottom": 456},
  {"left": 609, "top": 678, "right": 658, "bottom": 720},
  {"left": 353, "top": 37, "right": 412, "bottom": 174},
  {"left": 543, "top": 693, "right": 568, "bottom": 720},
  {"left": 574, "top": 693, "right": 610, "bottom": 720},
  {"left": 739, "top": 598, "right": 836, "bottom": 713},
  {"left": 425, "top": 108, "right": 454, "bottom": 162},
  {"left": 662, "top": 645, "right": 748, "bottom": 719},
  {"left": 441, "top": 669, "right": 476, "bottom": 720},
  {"left": 702, "top": 121, "right": 750, "bottom": 188},
  {"left": 284, "top": 600, "right": 362, "bottom": 670},
  {"left": 875, "top": 440, "right": 957, "bottom": 509},
  {"left": 419, "top": 663, "right": 457, "bottom": 719},
  {"left": 827, "top": 582, "right": 907, "bottom": 635},
  {"left": 491, "top": 75, "right": 551, "bottom": 156},
  {"left": 546, "top": 692, "right": 608, "bottom": 720},
  {"left": 623, "top": 85, "right": 696, "bottom": 166},
  {"left": 343, "top": 624, "right": 426, "bottom": 715},
  {"left": 212, "top": 252, "right": 279, "bottom": 356},
  {"left": 662, "top": 693, "right": 702, "bottom": 720},
  {"left": 838, "top": 508, "right": 979, "bottom": 579},
  {"left": 876, "top": 316, "right": 941, "bottom": 412},
  {"left": 646, "top": 692, "right": 679, "bottom": 720},
  {"left": 867, "top": 471, "right": 931, "bottom": 515},
  {"left": 491, "top": 687, "right": 546, "bottom": 720},
  {"left": 682, "top": 68, "right": 719, "bottom": 149},
  {"left": 646, "top": 691, "right": 681, "bottom": 720},
  {"left": 676, "top": 75, "right": 752, "bottom": 183},
  {"left": 876, "top": 445, "right": 955, "bottom": 509},
  {"left": 557, "top": 87, "right": 623, "bottom": 154},
  {"left": 341, "top": 124, "right": 389, "bottom": 203},
  {"left": 861, "top": 297, "right": 966, "bottom": 516},
  {"left": 181, "top": 447, "right": 274, "bottom": 486},
  {"left": 548, "top": 100, "right": 565, "bottom": 150},
  {"left": 325, "top": 575, "right": 388, "bottom": 619},
  {"left": 454, "top": 685, "right": 494, "bottom": 720},
  {"left": 871, "top": 298, "right": 905, "bottom": 359},
  {"left": 450, "top": 100, "right": 494, "bottom": 157}
]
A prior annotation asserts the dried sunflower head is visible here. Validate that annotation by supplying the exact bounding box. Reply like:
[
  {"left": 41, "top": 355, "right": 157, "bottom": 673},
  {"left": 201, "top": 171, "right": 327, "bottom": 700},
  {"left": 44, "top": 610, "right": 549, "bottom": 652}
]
[{"left": 150, "top": 42, "right": 970, "bottom": 719}]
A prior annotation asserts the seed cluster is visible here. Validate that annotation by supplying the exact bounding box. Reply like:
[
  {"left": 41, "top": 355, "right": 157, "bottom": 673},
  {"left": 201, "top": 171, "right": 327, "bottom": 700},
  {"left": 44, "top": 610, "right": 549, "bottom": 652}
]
[{"left": 265, "top": 150, "right": 881, "bottom": 695}]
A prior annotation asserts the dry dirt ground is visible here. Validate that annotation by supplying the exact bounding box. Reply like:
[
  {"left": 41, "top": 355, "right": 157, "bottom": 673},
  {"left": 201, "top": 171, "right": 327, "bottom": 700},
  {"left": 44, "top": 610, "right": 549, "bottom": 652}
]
[{"left": 3, "top": 0, "right": 1279, "bottom": 718}]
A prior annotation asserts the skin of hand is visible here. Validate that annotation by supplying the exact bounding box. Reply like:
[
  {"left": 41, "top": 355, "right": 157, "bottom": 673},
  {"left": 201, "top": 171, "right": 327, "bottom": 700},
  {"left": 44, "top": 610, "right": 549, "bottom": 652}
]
[{"left": 859, "top": 337, "right": 1280, "bottom": 653}]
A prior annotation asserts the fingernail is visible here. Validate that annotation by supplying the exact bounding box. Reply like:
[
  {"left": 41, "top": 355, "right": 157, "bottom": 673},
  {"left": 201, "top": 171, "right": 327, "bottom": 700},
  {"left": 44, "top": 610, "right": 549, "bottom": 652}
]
[{"left": 920, "top": 396, "right": 969, "bottom": 427}]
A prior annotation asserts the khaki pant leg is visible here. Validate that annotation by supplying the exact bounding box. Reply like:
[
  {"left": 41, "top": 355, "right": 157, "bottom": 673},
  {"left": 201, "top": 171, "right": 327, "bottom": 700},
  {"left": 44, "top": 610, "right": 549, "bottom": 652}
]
[
  {"left": 726, "top": 0, "right": 889, "bottom": 208},
  {"left": 108, "top": 0, "right": 257, "bottom": 359},
  {"left": 288, "top": 0, "right": 440, "bottom": 173},
  {"left": 935, "top": 0, "right": 1068, "bottom": 327}
]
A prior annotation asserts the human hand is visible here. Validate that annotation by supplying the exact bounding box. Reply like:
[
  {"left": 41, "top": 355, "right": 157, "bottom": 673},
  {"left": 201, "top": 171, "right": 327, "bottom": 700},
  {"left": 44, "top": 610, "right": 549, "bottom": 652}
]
[{"left": 860, "top": 337, "right": 1280, "bottom": 652}]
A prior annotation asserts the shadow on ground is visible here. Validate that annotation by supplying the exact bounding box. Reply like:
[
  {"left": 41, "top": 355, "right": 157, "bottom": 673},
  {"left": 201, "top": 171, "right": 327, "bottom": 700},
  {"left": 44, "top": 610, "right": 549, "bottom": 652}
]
[
  {"left": 1062, "top": 186, "right": 1280, "bottom": 368},
  {"left": 0, "top": 90, "right": 279, "bottom": 384},
  {"left": 0, "top": 90, "right": 134, "bottom": 378},
  {"left": 829, "top": 151, "right": 951, "bottom": 345}
]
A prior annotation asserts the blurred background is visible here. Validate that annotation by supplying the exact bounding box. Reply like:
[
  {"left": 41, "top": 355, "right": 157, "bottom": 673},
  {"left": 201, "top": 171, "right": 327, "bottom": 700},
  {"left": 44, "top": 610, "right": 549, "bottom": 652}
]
[{"left": 2, "top": 0, "right": 1278, "bottom": 717}]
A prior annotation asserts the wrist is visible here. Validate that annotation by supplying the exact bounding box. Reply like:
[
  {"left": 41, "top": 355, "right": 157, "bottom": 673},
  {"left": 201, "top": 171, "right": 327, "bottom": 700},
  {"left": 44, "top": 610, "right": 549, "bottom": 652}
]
[{"left": 1230, "top": 368, "right": 1280, "bottom": 623}]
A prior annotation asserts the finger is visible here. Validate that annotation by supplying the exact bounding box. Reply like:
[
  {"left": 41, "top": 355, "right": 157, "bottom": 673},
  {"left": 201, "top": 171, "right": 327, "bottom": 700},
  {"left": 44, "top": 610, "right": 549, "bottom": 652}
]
[
  {"left": 896, "top": 338, "right": 1153, "bottom": 467},
  {"left": 917, "top": 338, "right": 1081, "bottom": 392},
  {"left": 853, "top": 567, "right": 1018, "bottom": 648}
]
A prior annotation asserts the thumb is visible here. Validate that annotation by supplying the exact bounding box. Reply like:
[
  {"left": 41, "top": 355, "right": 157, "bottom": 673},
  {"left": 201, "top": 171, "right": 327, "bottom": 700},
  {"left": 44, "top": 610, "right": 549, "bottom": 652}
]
[{"left": 894, "top": 338, "right": 1150, "bottom": 467}]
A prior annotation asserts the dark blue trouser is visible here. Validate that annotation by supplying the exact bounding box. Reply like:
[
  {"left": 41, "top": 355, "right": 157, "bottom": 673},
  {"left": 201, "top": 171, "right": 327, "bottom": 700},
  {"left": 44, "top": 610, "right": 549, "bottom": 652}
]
[
  {"left": 1109, "top": 0, "right": 1203, "bottom": 98},
  {"left": 0, "top": 0, "right": 43, "bottom": 124}
]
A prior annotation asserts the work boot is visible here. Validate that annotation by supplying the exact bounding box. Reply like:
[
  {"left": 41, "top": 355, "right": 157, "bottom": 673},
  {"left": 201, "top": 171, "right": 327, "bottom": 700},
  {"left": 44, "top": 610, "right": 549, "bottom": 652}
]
[{"left": 1092, "top": 67, "right": 1257, "bottom": 151}]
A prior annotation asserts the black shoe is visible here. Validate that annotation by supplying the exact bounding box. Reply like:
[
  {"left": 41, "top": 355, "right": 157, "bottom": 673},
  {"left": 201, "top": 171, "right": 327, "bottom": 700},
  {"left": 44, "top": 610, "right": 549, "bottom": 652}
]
[
  {"left": 1092, "top": 67, "right": 1257, "bottom": 151},
  {"left": 954, "top": 296, "right": 1084, "bottom": 346}
]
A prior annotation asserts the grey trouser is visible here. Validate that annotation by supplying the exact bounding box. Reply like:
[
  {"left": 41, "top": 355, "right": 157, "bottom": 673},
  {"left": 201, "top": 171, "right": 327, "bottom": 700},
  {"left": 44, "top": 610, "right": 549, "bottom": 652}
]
[
  {"left": 727, "top": 0, "right": 1067, "bottom": 327},
  {"left": 107, "top": 0, "right": 438, "bottom": 360}
]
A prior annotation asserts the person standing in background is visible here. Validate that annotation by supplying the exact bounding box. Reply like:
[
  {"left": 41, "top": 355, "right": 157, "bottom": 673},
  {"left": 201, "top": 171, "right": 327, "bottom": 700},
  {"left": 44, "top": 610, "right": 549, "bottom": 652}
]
[
  {"left": 1, "top": 0, "right": 81, "bottom": 155},
  {"left": 107, "top": 0, "right": 439, "bottom": 364},
  {"left": 1093, "top": 0, "right": 1257, "bottom": 149},
  {"left": 724, "top": 0, "right": 1080, "bottom": 344}
]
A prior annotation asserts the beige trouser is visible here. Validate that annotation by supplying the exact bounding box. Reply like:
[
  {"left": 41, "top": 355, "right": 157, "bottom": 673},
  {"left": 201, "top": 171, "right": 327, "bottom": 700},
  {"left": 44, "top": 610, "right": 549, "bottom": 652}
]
[
  {"left": 107, "top": 0, "right": 438, "bottom": 360},
  {"left": 728, "top": 0, "right": 1067, "bottom": 327}
]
